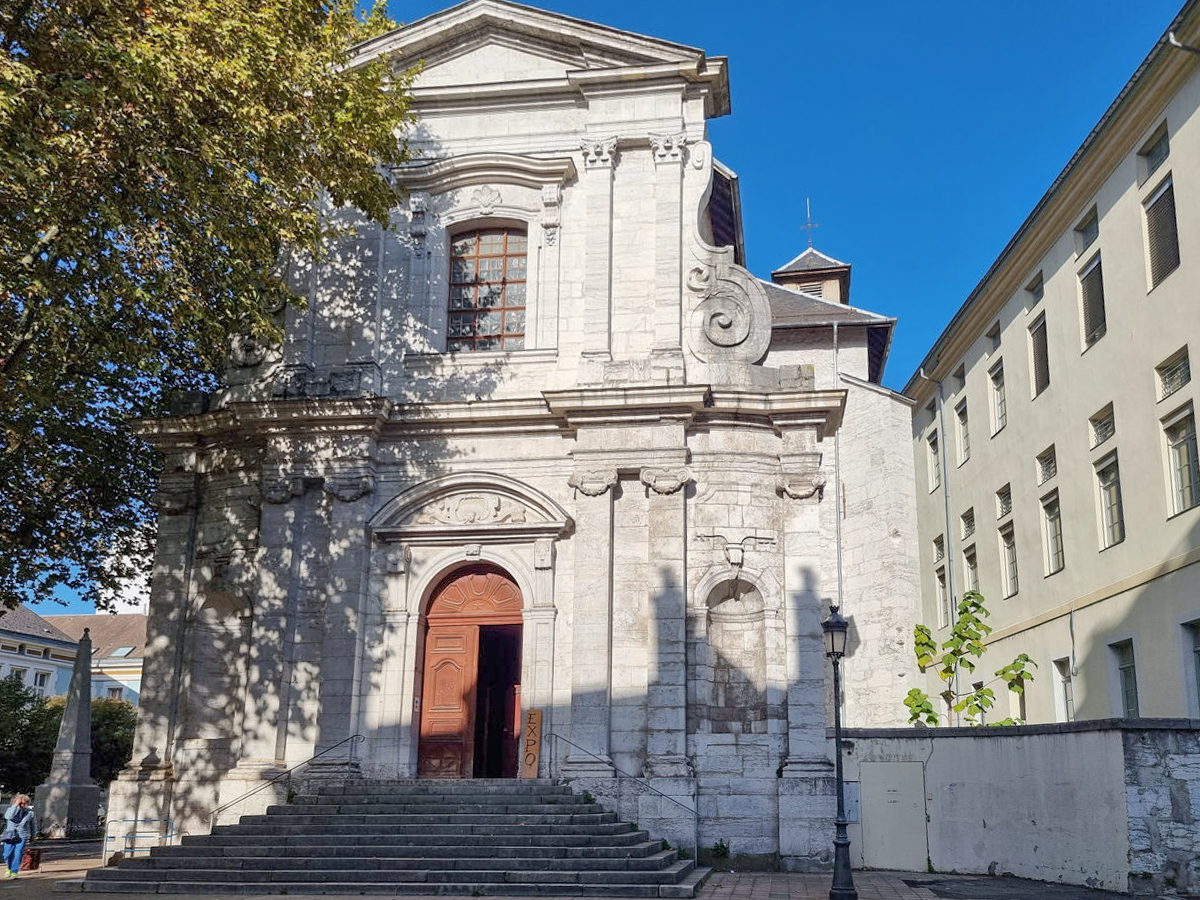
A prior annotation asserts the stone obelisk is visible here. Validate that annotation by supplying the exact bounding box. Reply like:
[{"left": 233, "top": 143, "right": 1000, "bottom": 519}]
[{"left": 34, "top": 628, "right": 101, "bottom": 837}]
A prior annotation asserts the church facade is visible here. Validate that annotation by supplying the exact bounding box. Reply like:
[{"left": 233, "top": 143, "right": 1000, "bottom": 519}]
[{"left": 109, "top": 0, "right": 921, "bottom": 868}]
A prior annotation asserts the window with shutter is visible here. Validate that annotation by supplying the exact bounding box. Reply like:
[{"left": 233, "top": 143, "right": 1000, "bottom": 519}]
[
  {"left": 1030, "top": 316, "right": 1050, "bottom": 396},
  {"left": 1146, "top": 179, "right": 1180, "bottom": 288},
  {"left": 1079, "top": 256, "right": 1106, "bottom": 347}
]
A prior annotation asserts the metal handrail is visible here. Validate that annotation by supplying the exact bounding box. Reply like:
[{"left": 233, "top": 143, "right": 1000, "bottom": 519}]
[
  {"left": 204, "top": 733, "right": 365, "bottom": 829},
  {"left": 102, "top": 817, "right": 174, "bottom": 866},
  {"left": 545, "top": 731, "right": 698, "bottom": 861}
]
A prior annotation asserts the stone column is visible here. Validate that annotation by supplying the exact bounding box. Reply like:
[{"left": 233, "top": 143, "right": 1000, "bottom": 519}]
[
  {"left": 310, "top": 467, "right": 376, "bottom": 775},
  {"left": 649, "top": 133, "right": 687, "bottom": 380},
  {"left": 776, "top": 444, "right": 837, "bottom": 871},
  {"left": 562, "top": 467, "right": 617, "bottom": 777},
  {"left": 579, "top": 137, "right": 618, "bottom": 377},
  {"left": 34, "top": 630, "right": 101, "bottom": 837},
  {"left": 642, "top": 467, "right": 692, "bottom": 777}
]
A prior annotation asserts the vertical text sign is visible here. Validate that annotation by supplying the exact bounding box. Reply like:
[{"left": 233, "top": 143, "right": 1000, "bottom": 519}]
[{"left": 519, "top": 709, "right": 543, "bottom": 779}]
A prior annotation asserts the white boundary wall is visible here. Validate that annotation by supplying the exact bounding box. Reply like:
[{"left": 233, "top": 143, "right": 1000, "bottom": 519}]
[{"left": 843, "top": 719, "right": 1200, "bottom": 896}]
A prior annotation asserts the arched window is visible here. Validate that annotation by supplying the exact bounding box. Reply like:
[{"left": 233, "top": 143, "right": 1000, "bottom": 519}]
[{"left": 448, "top": 227, "right": 527, "bottom": 351}]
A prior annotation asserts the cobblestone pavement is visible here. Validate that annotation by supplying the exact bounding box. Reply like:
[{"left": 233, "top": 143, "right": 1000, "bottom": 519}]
[{"left": 5, "top": 844, "right": 1135, "bottom": 900}]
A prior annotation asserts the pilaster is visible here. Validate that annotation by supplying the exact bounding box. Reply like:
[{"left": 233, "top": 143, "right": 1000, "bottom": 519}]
[
  {"left": 580, "top": 137, "right": 618, "bottom": 376},
  {"left": 642, "top": 467, "right": 693, "bottom": 777},
  {"left": 649, "top": 133, "right": 687, "bottom": 380},
  {"left": 562, "top": 466, "right": 617, "bottom": 777}
]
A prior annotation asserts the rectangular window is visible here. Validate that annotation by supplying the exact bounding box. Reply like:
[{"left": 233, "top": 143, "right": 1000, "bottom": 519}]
[
  {"left": 1113, "top": 641, "right": 1139, "bottom": 717},
  {"left": 107, "top": 687, "right": 123, "bottom": 700},
  {"left": 8, "top": 668, "right": 25, "bottom": 684},
  {"left": 1157, "top": 347, "right": 1191, "bottom": 401},
  {"left": 1026, "top": 272, "right": 1045, "bottom": 307},
  {"left": 1096, "top": 455, "right": 1125, "bottom": 548},
  {"left": 936, "top": 566, "right": 950, "bottom": 628},
  {"left": 1075, "top": 207, "right": 1099, "bottom": 254},
  {"left": 448, "top": 228, "right": 528, "bottom": 352},
  {"left": 1141, "top": 123, "right": 1170, "bottom": 180},
  {"left": 1190, "top": 623, "right": 1200, "bottom": 718},
  {"left": 1037, "top": 445, "right": 1058, "bottom": 485},
  {"left": 32, "top": 671, "right": 49, "bottom": 698},
  {"left": 956, "top": 400, "right": 970, "bottom": 464},
  {"left": 1054, "top": 657, "right": 1076, "bottom": 723},
  {"left": 1042, "top": 491, "right": 1064, "bottom": 575},
  {"left": 999, "top": 522, "right": 1018, "bottom": 597},
  {"left": 986, "top": 322, "right": 1002, "bottom": 355},
  {"left": 961, "top": 508, "right": 975, "bottom": 539},
  {"left": 1090, "top": 404, "right": 1115, "bottom": 448},
  {"left": 997, "top": 483, "right": 1012, "bottom": 518},
  {"left": 1079, "top": 255, "right": 1107, "bottom": 347},
  {"left": 1030, "top": 315, "right": 1050, "bottom": 396},
  {"left": 928, "top": 431, "right": 941, "bottom": 491},
  {"left": 1166, "top": 408, "right": 1200, "bottom": 515},
  {"left": 933, "top": 535, "right": 945, "bottom": 563},
  {"left": 1146, "top": 177, "right": 1181, "bottom": 288},
  {"left": 990, "top": 361, "right": 1007, "bottom": 432},
  {"left": 962, "top": 544, "right": 978, "bottom": 593}
]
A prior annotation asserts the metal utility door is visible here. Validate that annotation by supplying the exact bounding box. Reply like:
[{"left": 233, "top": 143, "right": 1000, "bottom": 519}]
[
  {"left": 417, "top": 624, "right": 479, "bottom": 778},
  {"left": 859, "top": 761, "right": 928, "bottom": 871}
]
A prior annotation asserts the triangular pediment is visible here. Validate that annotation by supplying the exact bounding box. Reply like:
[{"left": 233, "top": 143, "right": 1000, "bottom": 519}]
[{"left": 351, "top": 0, "right": 711, "bottom": 89}]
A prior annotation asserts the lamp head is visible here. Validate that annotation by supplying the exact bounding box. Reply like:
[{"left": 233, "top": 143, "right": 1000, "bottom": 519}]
[{"left": 821, "top": 603, "right": 848, "bottom": 659}]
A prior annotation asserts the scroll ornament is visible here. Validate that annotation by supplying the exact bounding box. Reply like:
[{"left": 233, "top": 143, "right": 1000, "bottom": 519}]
[
  {"left": 640, "top": 467, "right": 693, "bottom": 495},
  {"left": 568, "top": 468, "right": 618, "bottom": 497}
]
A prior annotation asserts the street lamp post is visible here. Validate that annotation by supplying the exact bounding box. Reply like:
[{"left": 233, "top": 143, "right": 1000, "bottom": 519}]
[{"left": 821, "top": 605, "right": 858, "bottom": 900}]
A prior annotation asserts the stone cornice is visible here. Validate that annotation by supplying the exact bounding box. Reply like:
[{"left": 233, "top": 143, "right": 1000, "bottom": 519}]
[
  {"left": 705, "top": 389, "right": 845, "bottom": 437},
  {"left": 135, "top": 398, "right": 394, "bottom": 449},
  {"left": 543, "top": 385, "right": 710, "bottom": 428},
  {"left": 391, "top": 152, "right": 577, "bottom": 194}
]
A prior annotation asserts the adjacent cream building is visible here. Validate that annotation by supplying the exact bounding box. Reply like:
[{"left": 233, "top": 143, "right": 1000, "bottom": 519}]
[
  {"left": 107, "top": 0, "right": 921, "bottom": 866},
  {"left": 906, "top": 0, "right": 1200, "bottom": 724}
]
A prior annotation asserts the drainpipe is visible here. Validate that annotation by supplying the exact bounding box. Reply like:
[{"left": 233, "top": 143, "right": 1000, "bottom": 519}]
[{"left": 915, "top": 367, "right": 959, "bottom": 725}]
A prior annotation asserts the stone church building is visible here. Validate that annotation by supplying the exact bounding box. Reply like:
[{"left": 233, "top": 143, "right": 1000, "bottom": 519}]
[{"left": 109, "top": 0, "right": 921, "bottom": 869}]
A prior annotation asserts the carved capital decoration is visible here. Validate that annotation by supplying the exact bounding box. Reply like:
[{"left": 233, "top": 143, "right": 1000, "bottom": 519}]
[
  {"left": 533, "top": 538, "right": 554, "bottom": 570},
  {"left": 230, "top": 333, "right": 266, "bottom": 367},
  {"left": 386, "top": 546, "right": 409, "bottom": 575},
  {"left": 649, "top": 132, "right": 687, "bottom": 164},
  {"left": 323, "top": 473, "right": 375, "bottom": 503},
  {"left": 640, "top": 467, "right": 693, "bottom": 495},
  {"left": 778, "top": 470, "right": 827, "bottom": 501},
  {"left": 261, "top": 474, "right": 306, "bottom": 505},
  {"left": 541, "top": 184, "right": 562, "bottom": 246},
  {"left": 568, "top": 468, "right": 618, "bottom": 497},
  {"left": 471, "top": 185, "right": 502, "bottom": 216},
  {"left": 413, "top": 493, "right": 529, "bottom": 526},
  {"left": 409, "top": 192, "right": 430, "bottom": 241},
  {"left": 154, "top": 488, "right": 196, "bottom": 516},
  {"left": 580, "top": 137, "right": 618, "bottom": 169}
]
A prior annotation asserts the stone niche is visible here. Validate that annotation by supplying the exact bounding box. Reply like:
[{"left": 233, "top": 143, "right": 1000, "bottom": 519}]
[{"left": 689, "top": 578, "right": 768, "bottom": 735}]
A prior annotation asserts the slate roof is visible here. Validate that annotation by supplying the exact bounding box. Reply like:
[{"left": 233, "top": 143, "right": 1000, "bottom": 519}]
[
  {"left": 44, "top": 614, "right": 147, "bottom": 661},
  {"left": 771, "top": 246, "right": 849, "bottom": 276},
  {"left": 0, "top": 605, "right": 77, "bottom": 645}
]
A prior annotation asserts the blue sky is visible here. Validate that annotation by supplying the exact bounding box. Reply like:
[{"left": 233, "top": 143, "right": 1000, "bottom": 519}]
[{"left": 395, "top": 0, "right": 1186, "bottom": 390}]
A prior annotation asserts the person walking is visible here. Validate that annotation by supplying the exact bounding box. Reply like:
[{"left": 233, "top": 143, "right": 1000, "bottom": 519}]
[{"left": 2, "top": 793, "right": 35, "bottom": 878}]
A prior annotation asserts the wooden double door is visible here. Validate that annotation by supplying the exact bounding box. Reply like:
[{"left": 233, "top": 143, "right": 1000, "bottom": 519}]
[{"left": 417, "top": 565, "right": 523, "bottom": 779}]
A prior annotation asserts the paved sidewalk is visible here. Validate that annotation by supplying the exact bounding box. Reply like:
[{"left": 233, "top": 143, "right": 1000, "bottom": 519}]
[{"left": 4, "top": 844, "right": 1132, "bottom": 900}]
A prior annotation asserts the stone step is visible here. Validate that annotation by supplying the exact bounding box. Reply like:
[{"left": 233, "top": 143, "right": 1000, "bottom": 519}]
[
  {"left": 284, "top": 801, "right": 600, "bottom": 816},
  {"left": 122, "top": 850, "right": 679, "bottom": 872},
  {"left": 211, "top": 821, "right": 632, "bottom": 837},
  {"left": 87, "top": 859, "right": 693, "bottom": 885},
  {"left": 312, "top": 779, "right": 564, "bottom": 794},
  {"left": 296, "top": 791, "right": 577, "bottom": 805},
  {"left": 271, "top": 802, "right": 604, "bottom": 815},
  {"left": 159, "top": 839, "right": 664, "bottom": 858},
  {"left": 185, "top": 829, "right": 652, "bottom": 848},
  {"left": 67, "top": 878, "right": 668, "bottom": 896},
  {"left": 233, "top": 812, "right": 618, "bottom": 827}
]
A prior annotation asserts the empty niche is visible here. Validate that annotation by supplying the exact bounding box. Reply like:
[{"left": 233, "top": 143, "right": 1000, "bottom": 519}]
[
  {"left": 179, "top": 594, "right": 247, "bottom": 755},
  {"left": 690, "top": 579, "right": 768, "bottom": 734}
]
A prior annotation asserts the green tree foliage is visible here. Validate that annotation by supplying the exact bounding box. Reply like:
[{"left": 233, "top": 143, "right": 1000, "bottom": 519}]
[
  {"left": 903, "top": 590, "right": 1037, "bottom": 726},
  {"left": 0, "top": 683, "right": 139, "bottom": 793},
  {"left": 0, "top": 0, "right": 416, "bottom": 608},
  {"left": 0, "top": 675, "right": 60, "bottom": 794}
]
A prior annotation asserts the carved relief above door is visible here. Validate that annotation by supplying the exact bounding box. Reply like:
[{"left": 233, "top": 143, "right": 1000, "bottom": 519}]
[{"left": 417, "top": 565, "right": 524, "bottom": 778}]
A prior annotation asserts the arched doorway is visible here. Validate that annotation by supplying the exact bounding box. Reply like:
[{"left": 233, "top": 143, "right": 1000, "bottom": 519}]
[{"left": 417, "top": 564, "right": 523, "bottom": 778}]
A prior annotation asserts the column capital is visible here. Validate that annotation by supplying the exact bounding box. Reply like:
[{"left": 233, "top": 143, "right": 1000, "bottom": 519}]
[
  {"left": 568, "top": 467, "right": 618, "bottom": 496},
  {"left": 580, "top": 136, "right": 619, "bottom": 169},
  {"left": 640, "top": 467, "right": 693, "bottom": 495},
  {"left": 778, "top": 470, "right": 827, "bottom": 501},
  {"left": 649, "top": 132, "right": 687, "bottom": 165}
]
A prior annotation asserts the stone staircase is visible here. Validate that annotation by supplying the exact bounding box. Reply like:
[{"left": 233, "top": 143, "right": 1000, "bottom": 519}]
[{"left": 69, "top": 779, "right": 710, "bottom": 896}]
